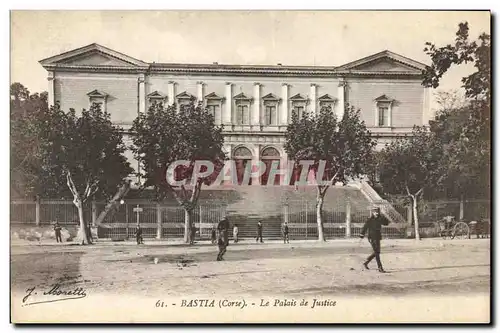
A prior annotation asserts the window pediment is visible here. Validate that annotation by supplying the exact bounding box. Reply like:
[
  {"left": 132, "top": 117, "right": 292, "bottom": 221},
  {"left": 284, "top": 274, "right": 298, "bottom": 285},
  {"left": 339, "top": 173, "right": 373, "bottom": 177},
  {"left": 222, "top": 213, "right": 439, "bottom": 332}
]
[
  {"left": 290, "top": 93, "right": 308, "bottom": 102},
  {"left": 205, "top": 92, "right": 224, "bottom": 101},
  {"left": 147, "top": 91, "right": 166, "bottom": 100},
  {"left": 318, "top": 94, "right": 337, "bottom": 102},
  {"left": 375, "top": 94, "right": 394, "bottom": 103},
  {"left": 87, "top": 89, "right": 108, "bottom": 99},
  {"left": 176, "top": 91, "right": 195, "bottom": 100},
  {"left": 262, "top": 93, "right": 281, "bottom": 102},
  {"left": 233, "top": 92, "right": 252, "bottom": 101}
]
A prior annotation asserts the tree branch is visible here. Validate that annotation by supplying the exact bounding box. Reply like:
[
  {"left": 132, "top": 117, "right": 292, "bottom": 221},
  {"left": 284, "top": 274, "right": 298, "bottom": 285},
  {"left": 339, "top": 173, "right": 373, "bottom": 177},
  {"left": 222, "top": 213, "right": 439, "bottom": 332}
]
[{"left": 66, "top": 170, "right": 79, "bottom": 199}]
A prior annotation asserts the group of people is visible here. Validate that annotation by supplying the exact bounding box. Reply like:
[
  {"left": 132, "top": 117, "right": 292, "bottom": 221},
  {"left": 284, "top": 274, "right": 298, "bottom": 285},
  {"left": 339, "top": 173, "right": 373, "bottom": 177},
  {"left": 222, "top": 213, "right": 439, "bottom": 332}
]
[
  {"left": 212, "top": 217, "right": 291, "bottom": 261},
  {"left": 52, "top": 206, "right": 390, "bottom": 272},
  {"left": 212, "top": 207, "right": 390, "bottom": 273}
]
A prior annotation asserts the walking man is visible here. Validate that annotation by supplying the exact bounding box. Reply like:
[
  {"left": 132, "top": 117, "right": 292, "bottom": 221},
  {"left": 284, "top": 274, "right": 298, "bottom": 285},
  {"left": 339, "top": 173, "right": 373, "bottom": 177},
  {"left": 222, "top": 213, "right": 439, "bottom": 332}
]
[
  {"left": 217, "top": 216, "right": 230, "bottom": 261},
  {"left": 135, "top": 224, "right": 143, "bottom": 245},
  {"left": 282, "top": 222, "right": 289, "bottom": 244},
  {"left": 360, "top": 207, "right": 390, "bottom": 273},
  {"left": 54, "top": 222, "right": 62, "bottom": 243},
  {"left": 256, "top": 220, "right": 263, "bottom": 243}
]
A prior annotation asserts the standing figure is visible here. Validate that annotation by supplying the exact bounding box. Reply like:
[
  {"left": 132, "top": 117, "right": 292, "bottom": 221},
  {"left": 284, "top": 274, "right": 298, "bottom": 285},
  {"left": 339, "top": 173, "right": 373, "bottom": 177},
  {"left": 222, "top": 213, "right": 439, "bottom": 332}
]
[
  {"left": 190, "top": 224, "right": 197, "bottom": 245},
  {"left": 282, "top": 222, "right": 289, "bottom": 244},
  {"left": 360, "top": 207, "right": 390, "bottom": 273},
  {"left": 135, "top": 225, "right": 143, "bottom": 245},
  {"left": 233, "top": 224, "right": 239, "bottom": 243},
  {"left": 216, "top": 216, "right": 230, "bottom": 261},
  {"left": 211, "top": 225, "right": 217, "bottom": 244},
  {"left": 256, "top": 221, "right": 263, "bottom": 243},
  {"left": 54, "top": 222, "right": 62, "bottom": 243}
]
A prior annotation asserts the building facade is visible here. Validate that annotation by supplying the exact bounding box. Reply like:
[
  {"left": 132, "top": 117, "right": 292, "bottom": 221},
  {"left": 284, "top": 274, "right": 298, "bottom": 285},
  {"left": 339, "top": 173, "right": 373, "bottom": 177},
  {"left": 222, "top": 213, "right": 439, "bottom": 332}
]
[{"left": 40, "top": 43, "right": 431, "bottom": 181}]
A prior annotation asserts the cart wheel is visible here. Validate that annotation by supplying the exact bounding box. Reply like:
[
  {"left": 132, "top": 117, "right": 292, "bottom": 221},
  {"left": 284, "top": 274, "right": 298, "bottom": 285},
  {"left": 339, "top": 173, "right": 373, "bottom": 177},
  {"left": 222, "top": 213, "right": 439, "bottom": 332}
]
[{"left": 453, "top": 222, "right": 470, "bottom": 240}]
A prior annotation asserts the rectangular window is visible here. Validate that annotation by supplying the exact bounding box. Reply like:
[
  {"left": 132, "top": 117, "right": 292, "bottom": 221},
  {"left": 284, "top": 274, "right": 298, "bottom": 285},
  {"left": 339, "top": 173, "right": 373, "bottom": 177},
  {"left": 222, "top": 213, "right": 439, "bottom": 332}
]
[
  {"left": 207, "top": 104, "right": 221, "bottom": 124},
  {"left": 237, "top": 105, "right": 249, "bottom": 125},
  {"left": 294, "top": 106, "right": 305, "bottom": 119},
  {"left": 265, "top": 105, "right": 277, "bottom": 125},
  {"left": 378, "top": 106, "right": 389, "bottom": 126}
]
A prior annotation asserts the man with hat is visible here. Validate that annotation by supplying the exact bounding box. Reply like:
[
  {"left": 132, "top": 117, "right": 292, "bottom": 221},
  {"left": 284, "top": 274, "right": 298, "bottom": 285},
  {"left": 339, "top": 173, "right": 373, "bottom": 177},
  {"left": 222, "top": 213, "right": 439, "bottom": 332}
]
[
  {"left": 360, "top": 206, "right": 390, "bottom": 273},
  {"left": 216, "top": 215, "right": 230, "bottom": 261}
]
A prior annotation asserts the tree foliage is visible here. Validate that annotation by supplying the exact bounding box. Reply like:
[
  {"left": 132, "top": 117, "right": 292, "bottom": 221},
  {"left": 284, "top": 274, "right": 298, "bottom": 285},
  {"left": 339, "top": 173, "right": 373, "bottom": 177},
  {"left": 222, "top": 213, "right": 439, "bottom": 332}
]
[
  {"left": 35, "top": 103, "right": 133, "bottom": 201},
  {"left": 284, "top": 105, "right": 375, "bottom": 241},
  {"left": 423, "top": 22, "right": 490, "bottom": 199},
  {"left": 131, "top": 101, "right": 226, "bottom": 243},
  {"left": 10, "top": 83, "right": 49, "bottom": 198},
  {"left": 377, "top": 126, "right": 443, "bottom": 240}
]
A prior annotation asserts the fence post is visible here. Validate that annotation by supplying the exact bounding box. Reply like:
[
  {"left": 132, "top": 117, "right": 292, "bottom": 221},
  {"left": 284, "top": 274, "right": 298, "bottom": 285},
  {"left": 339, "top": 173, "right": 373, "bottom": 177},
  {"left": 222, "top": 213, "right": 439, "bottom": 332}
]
[
  {"left": 35, "top": 196, "right": 41, "bottom": 226},
  {"left": 459, "top": 195, "right": 465, "bottom": 220},
  {"left": 91, "top": 201, "right": 97, "bottom": 227},
  {"left": 125, "top": 204, "right": 129, "bottom": 240},
  {"left": 345, "top": 199, "right": 351, "bottom": 238},
  {"left": 156, "top": 203, "right": 162, "bottom": 240},
  {"left": 305, "top": 202, "right": 308, "bottom": 240},
  {"left": 199, "top": 205, "right": 202, "bottom": 239}
]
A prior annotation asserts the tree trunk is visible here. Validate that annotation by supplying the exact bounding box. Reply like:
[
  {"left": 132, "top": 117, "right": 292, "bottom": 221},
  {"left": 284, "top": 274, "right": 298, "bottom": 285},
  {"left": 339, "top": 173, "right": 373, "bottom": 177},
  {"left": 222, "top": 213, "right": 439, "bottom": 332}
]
[
  {"left": 74, "top": 198, "right": 91, "bottom": 245},
  {"left": 94, "top": 181, "right": 131, "bottom": 226},
  {"left": 412, "top": 196, "right": 420, "bottom": 241},
  {"left": 184, "top": 208, "right": 193, "bottom": 244},
  {"left": 316, "top": 190, "right": 326, "bottom": 242}
]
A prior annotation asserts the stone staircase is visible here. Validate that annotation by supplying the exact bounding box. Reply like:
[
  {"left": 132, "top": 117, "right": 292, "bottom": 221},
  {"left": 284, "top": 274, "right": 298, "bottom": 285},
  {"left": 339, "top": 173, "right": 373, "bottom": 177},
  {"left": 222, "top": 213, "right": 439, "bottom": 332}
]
[
  {"left": 352, "top": 178, "right": 407, "bottom": 225},
  {"left": 195, "top": 185, "right": 372, "bottom": 239}
]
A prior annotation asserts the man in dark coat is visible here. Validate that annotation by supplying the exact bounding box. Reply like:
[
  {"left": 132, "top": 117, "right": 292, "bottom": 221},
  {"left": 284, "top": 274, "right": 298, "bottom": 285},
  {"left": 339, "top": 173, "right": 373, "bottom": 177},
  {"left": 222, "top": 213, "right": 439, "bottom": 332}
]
[
  {"left": 216, "top": 216, "right": 230, "bottom": 261},
  {"left": 135, "top": 225, "right": 143, "bottom": 245},
  {"left": 54, "top": 222, "right": 62, "bottom": 243},
  {"left": 360, "top": 207, "right": 390, "bottom": 273},
  {"left": 256, "top": 221, "right": 263, "bottom": 243},
  {"left": 282, "top": 222, "right": 290, "bottom": 244}
]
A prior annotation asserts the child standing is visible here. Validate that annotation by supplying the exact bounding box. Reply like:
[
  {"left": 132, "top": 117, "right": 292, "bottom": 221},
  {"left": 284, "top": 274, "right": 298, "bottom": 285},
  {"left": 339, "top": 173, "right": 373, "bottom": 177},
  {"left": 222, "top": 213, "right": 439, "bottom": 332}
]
[{"left": 233, "top": 224, "right": 239, "bottom": 243}]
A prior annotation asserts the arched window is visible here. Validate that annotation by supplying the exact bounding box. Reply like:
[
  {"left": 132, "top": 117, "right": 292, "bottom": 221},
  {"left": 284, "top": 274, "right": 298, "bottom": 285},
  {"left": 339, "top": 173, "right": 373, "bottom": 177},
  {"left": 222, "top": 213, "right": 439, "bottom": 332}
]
[
  {"left": 233, "top": 147, "right": 253, "bottom": 159},
  {"left": 261, "top": 147, "right": 280, "bottom": 158},
  {"left": 260, "top": 147, "right": 281, "bottom": 186},
  {"left": 233, "top": 146, "right": 253, "bottom": 185}
]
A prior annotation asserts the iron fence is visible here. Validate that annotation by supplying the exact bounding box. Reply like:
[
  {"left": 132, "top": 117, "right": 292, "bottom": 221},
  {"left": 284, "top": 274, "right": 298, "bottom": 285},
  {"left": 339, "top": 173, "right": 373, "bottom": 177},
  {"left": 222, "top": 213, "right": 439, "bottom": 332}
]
[{"left": 10, "top": 198, "right": 490, "bottom": 240}]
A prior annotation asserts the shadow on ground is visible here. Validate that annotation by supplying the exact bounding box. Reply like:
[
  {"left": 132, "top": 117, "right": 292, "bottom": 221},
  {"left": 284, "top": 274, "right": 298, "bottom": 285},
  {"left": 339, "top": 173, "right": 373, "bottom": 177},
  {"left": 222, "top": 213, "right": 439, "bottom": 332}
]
[{"left": 10, "top": 252, "right": 85, "bottom": 292}]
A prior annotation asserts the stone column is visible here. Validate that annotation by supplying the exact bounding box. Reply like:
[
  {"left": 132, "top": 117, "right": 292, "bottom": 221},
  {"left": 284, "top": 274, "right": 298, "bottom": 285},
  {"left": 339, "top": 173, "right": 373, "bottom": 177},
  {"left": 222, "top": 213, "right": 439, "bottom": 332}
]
[
  {"left": 281, "top": 83, "right": 289, "bottom": 125},
  {"left": 223, "top": 82, "right": 232, "bottom": 125},
  {"left": 310, "top": 83, "right": 317, "bottom": 115},
  {"left": 197, "top": 81, "right": 204, "bottom": 104},
  {"left": 253, "top": 82, "right": 261, "bottom": 126},
  {"left": 337, "top": 79, "right": 346, "bottom": 120},
  {"left": 35, "top": 196, "right": 40, "bottom": 227},
  {"left": 138, "top": 74, "right": 146, "bottom": 114},
  {"left": 167, "top": 81, "right": 175, "bottom": 107},
  {"left": 47, "top": 71, "right": 55, "bottom": 107},
  {"left": 253, "top": 145, "right": 261, "bottom": 185}
]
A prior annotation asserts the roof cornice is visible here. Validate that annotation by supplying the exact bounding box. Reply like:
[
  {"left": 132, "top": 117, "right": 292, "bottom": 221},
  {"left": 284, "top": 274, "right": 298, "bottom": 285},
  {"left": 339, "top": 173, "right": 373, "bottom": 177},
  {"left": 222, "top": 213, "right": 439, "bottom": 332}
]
[{"left": 39, "top": 43, "right": 426, "bottom": 78}]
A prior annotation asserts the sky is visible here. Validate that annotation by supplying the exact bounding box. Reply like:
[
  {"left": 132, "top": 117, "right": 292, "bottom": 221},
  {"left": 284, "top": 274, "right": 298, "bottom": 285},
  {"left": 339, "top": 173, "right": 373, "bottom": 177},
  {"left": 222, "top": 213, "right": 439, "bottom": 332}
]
[{"left": 10, "top": 10, "right": 490, "bottom": 111}]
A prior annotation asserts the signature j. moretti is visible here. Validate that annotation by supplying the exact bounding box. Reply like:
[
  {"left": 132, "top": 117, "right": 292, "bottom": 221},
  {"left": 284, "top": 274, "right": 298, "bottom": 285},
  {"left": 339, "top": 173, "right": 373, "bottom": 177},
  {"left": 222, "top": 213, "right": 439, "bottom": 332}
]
[{"left": 22, "top": 284, "right": 88, "bottom": 306}]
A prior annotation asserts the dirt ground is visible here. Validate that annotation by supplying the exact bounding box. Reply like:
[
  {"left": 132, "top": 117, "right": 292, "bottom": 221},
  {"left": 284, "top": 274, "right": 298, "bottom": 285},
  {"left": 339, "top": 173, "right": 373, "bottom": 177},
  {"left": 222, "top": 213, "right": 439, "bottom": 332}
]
[
  {"left": 10, "top": 238, "right": 490, "bottom": 323},
  {"left": 11, "top": 238, "right": 490, "bottom": 298}
]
